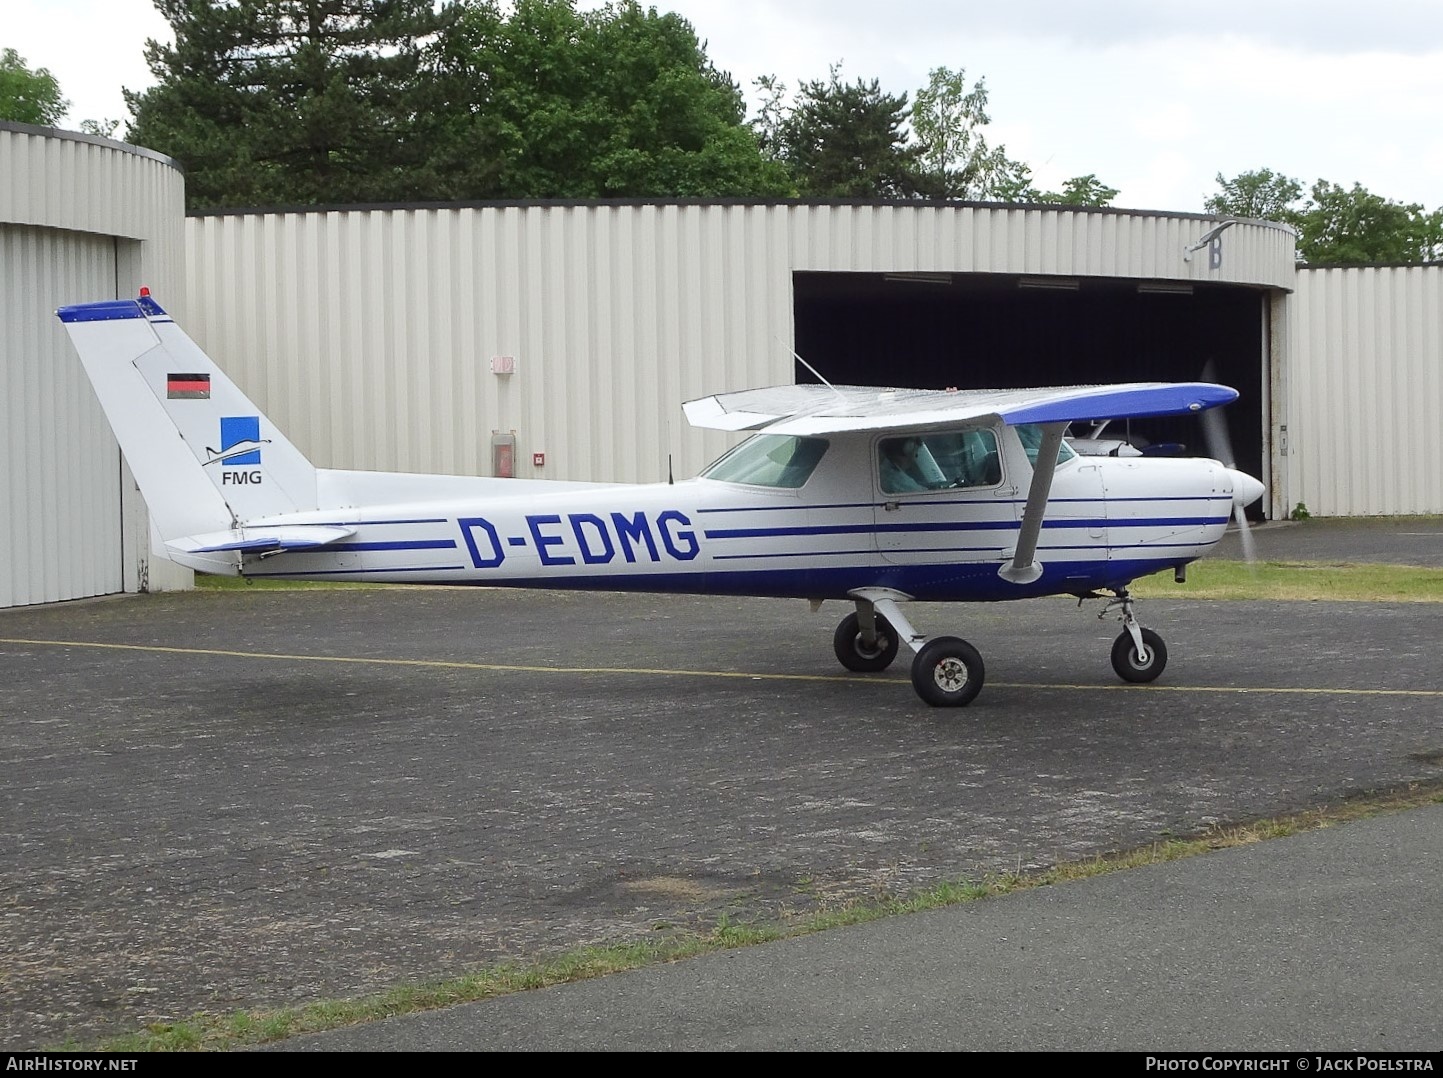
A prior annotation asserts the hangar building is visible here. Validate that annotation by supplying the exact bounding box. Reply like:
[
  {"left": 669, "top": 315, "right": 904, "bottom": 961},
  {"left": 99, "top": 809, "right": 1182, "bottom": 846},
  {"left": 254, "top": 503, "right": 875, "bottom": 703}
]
[{"left": 4, "top": 124, "right": 1440, "bottom": 608}]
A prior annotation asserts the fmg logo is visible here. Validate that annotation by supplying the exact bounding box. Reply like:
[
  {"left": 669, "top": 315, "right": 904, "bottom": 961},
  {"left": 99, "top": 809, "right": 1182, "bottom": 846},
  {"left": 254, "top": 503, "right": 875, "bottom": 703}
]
[
  {"left": 204, "top": 416, "right": 270, "bottom": 484},
  {"left": 219, "top": 416, "right": 261, "bottom": 465}
]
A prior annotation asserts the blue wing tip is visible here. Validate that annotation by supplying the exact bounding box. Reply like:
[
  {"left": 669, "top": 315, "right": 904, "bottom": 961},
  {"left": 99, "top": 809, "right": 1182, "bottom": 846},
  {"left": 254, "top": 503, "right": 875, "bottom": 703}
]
[
  {"left": 57, "top": 289, "right": 169, "bottom": 323},
  {"left": 1004, "top": 382, "right": 1239, "bottom": 425}
]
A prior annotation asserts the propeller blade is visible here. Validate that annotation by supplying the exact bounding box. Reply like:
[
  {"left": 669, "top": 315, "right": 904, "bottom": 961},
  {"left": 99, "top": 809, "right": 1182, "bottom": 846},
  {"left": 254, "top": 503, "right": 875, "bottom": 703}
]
[
  {"left": 1234, "top": 503, "right": 1258, "bottom": 570},
  {"left": 1224, "top": 467, "right": 1265, "bottom": 569},
  {"left": 1201, "top": 359, "right": 1259, "bottom": 568},
  {"left": 1198, "top": 360, "right": 1236, "bottom": 468}
]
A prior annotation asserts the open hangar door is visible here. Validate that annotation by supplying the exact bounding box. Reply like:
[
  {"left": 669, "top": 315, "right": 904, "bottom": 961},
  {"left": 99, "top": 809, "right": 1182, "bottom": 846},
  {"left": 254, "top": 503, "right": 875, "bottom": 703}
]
[{"left": 792, "top": 271, "right": 1270, "bottom": 518}]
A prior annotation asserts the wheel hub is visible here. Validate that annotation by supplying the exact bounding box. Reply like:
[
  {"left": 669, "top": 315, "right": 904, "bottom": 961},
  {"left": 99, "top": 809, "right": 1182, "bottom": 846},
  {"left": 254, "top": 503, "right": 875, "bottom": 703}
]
[
  {"left": 933, "top": 657, "right": 969, "bottom": 692},
  {"left": 856, "top": 633, "right": 888, "bottom": 659}
]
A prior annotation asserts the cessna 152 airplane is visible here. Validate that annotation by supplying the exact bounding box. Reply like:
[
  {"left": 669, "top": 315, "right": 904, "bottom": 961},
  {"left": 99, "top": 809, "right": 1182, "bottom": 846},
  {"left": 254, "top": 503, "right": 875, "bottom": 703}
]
[{"left": 58, "top": 290, "right": 1264, "bottom": 708}]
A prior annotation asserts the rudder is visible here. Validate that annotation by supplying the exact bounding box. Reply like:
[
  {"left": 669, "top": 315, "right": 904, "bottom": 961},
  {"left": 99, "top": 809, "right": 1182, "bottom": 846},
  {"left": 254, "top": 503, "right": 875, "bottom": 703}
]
[{"left": 57, "top": 291, "right": 318, "bottom": 542}]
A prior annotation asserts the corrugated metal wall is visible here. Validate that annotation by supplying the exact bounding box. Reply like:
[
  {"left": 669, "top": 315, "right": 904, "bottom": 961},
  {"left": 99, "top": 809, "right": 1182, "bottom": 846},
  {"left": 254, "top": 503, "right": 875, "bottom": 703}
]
[
  {"left": 1292, "top": 264, "right": 1443, "bottom": 516},
  {"left": 785, "top": 203, "right": 1295, "bottom": 286},
  {"left": 186, "top": 203, "right": 1296, "bottom": 486},
  {"left": 1, "top": 124, "right": 188, "bottom": 608},
  {"left": 0, "top": 227, "right": 121, "bottom": 607}
]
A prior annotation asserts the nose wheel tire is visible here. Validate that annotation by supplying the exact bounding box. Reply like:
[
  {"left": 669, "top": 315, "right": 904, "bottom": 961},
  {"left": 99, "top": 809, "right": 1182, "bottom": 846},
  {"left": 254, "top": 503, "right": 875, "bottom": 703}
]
[
  {"left": 910, "top": 636, "right": 985, "bottom": 707},
  {"left": 833, "top": 612, "right": 900, "bottom": 672},
  {"left": 1110, "top": 628, "right": 1168, "bottom": 683}
]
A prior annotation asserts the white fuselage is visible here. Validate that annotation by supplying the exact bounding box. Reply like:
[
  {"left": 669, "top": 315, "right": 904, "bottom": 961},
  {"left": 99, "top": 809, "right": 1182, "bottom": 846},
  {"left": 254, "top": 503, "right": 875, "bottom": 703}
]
[{"left": 239, "top": 426, "right": 1239, "bottom": 601}]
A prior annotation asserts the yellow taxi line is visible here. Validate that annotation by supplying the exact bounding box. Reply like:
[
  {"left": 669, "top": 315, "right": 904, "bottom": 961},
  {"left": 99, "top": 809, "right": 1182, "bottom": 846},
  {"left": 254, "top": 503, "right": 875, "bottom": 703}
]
[{"left": 6, "top": 636, "right": 1442, "bottom": 697}]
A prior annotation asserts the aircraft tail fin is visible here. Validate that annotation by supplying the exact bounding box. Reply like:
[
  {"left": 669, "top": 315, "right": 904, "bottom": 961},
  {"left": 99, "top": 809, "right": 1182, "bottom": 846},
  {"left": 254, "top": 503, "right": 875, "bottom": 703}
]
[{"left": 57, "top": 291, "right": 319, "bottom": 547}]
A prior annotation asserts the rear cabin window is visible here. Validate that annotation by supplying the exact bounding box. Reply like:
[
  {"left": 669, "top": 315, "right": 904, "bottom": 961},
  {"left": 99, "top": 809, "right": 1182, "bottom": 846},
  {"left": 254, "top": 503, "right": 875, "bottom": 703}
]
[
  {"left": 878, "top": 429, "right": 1001, "bottom": 494},
  {"left": 701, "top": 434, "right": 829, "bottom": 488}
]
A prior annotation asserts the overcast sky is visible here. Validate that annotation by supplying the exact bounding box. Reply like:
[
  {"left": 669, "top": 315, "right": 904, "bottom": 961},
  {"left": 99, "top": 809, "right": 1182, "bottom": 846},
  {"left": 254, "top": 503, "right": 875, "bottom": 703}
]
[{"left": 5, "top": 0, "right": 1442, "bottom": 214}]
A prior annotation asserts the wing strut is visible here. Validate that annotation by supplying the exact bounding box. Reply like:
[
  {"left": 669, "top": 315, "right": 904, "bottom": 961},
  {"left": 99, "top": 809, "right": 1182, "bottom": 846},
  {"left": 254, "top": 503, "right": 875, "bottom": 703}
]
[{"left": 999, "top": 421, "right": 1068, "bottom": 586}]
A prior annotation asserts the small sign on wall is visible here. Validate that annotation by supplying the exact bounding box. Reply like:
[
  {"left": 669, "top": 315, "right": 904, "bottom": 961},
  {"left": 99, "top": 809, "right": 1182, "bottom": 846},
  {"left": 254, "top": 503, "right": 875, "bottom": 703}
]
[{"left": 491, "top": 431, "right": 516, "bottom": 477}]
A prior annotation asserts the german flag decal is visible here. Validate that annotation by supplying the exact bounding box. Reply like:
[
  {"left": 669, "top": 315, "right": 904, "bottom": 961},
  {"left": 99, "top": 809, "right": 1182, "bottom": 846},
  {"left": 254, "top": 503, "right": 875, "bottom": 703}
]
[{"left": 167, "top": 373, "right": 211, "bottom": 399}]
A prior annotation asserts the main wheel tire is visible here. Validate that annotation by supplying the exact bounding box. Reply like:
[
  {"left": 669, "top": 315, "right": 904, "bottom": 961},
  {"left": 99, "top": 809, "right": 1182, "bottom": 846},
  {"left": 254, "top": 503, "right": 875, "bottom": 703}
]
[
  {"left": 833, "top": 612, "right": 900, "bottom": 672},
  {"left": 1111, "top": 628, "right": 1168, "bottom": 683},
  {"left": 909, "top": 636, "right": 985, "bottom": 707}
]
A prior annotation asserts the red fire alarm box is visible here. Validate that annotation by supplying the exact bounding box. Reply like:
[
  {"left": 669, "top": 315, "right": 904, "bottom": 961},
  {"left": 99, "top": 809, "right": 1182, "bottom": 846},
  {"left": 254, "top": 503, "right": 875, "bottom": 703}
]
[
  {"left": 491, "top": 431, "right": 516, "bottom": 478},
  {"left": 533, "top": 452, "right": 545, "bottom": 468}
]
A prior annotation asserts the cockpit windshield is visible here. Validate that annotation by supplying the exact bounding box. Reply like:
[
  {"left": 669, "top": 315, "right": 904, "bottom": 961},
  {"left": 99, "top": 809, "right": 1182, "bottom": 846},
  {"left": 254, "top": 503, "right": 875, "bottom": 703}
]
[{"left": 700, "top": 434, "right": 829, "bottom": 488}]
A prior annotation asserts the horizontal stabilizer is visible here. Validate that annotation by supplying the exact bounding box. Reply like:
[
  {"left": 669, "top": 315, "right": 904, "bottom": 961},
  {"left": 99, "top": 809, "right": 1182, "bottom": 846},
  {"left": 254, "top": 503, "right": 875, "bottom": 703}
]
[{"left": 166, "top": 525, "right": 356, "bottom": 555}]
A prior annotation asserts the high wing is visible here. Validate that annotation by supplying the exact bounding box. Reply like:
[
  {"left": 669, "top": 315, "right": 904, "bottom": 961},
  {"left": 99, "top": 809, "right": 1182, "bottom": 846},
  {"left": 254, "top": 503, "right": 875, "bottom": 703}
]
[
  {"left": 682, "top": 382, "right": 1238, "bottom": 436},
  {"left": 685, "top": 380, "right": 1242, "bottom": 590}
]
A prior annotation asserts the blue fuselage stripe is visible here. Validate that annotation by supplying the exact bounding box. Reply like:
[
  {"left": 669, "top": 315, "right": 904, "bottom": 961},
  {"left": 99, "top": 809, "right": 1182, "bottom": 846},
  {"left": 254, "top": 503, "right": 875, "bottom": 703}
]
[
  {"left": 304, "top": 539, "right": 458, "bottom": 553},
  {"left": 705, "top": 516, "right": 1227, "bottom": 540}
]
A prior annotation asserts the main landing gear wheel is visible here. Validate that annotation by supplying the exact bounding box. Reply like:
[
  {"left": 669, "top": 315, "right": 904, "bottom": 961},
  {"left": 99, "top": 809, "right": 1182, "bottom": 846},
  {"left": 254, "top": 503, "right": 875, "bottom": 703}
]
[
  {"left": 1110, "top": 628, "right": 1168, "bottom": 683},
  {"left": 833, "top": 612, "right": 900, "bottom": 672},
  {"left": 910, "top": 636, "right": 985, "bottom": 707}
]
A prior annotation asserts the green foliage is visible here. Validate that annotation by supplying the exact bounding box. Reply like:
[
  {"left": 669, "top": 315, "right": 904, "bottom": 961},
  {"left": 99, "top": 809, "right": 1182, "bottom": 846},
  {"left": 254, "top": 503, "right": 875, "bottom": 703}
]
[
  {"left": 970, "top": 161, "right": 1118, "bottom": 206},
  {"left": 435, "top": 0, "right": 790, "bottom": 199},
  {"left": 1130, "top": 558, "right": 1443, "bottom": 602},
  {"left": 0, "top": 48, "right": 68, "bottom": 125},
  {"left": 910, "top": 66, "right": 1025, "bottom": 199},
  {"left": 1206, "top": 169, "right": 1441, "bottom": 265},
  {"left": 126, "top": 0, "right": 787, "bottom": 207},
  {"left": 987, "top": 165, "right": 1119, "bottom": 207},
  {"left": 1291, "top": 502, "right": 1311, "bottom": 521},
  {"left": 987, "top": 163, "right": 1043, "bottom": 203},
  {"left": 79, "top": 118, "right": 122, "bottom": 139},
  {"left": 1204, "top": 168, "right": 1304, "bottom": 222},
  {"left": 127, "top": 0, "right": 458, "bottom": 208},
  {"left": 773, "top": 62, "right": 921, "bottom": 198},
  {"left": 759, "top": 61, "right": 1107, "bottom": 204},
  {"left": 1295, "top": 180, "right": 1440, "bottom": 265},
  {"left": 1037, "top": 172, "right": 1119, "bottom": 207}
]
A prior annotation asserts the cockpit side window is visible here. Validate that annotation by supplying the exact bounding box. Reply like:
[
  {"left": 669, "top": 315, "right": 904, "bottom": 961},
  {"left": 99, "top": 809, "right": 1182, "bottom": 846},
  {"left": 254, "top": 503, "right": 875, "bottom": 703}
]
[
  {"left": 1014, "top": 423, "right": 1077, "bottom": 467},
  {"left": 878, "top": 429, "right": 1002, "bottom": 494},
  {"left": 700, "top": 434, "right": 829, "bottom": 488}
]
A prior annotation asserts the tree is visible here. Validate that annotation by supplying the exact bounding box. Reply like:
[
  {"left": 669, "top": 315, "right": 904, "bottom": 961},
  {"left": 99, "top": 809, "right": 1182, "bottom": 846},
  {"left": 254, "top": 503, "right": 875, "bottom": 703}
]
[
  {"left": 127, "top": 0, "right": 459, "bottom": 208},
  {"left": 1415, "top": 209, "right": 1443, "bottom": 263},
  {"left": 987, "top": 163, "right": 1042, "bottom": 203},
  {"left": 1204, "top": 168, "right": 1303, "bottom": 223},
  {"left": 78, "top": 119, "right": 122, "bottom": 139},
  {"left": 1293, "top": 180, "right": 1438, "bottom": 265},
  {"left": 987, "top": 165, "right": 1118, "bottom": 206},
  {"left": 1036, "top": 173, "right": 1119, "bottom": 207},
  {"left": 127, "top": 0, "right": 785, "bottom": 206},
  {"left": 1207, "top": 170, "right": 1442, "bottom": 264},
  {"left": 749, "top": 73, "right": 790, "bottom": 164},
  {"left": 0, "top": 48, "right": 68, "bottom": 126},
  {"left": 437, "top": 0, "right": 789, "bottom": 199},
  {"left": 909, "top": 66, "right": 1024, "bottom": 200},
  {"left": 774, "top": 63, "right": 920, "bottom": 198}
]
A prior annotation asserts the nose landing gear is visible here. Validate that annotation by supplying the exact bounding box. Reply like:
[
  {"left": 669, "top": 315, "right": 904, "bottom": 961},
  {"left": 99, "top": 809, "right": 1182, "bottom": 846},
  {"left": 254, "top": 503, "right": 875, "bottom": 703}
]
[{"left": 1099, "top": 587, "right": 1168, "bottom": 683}]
